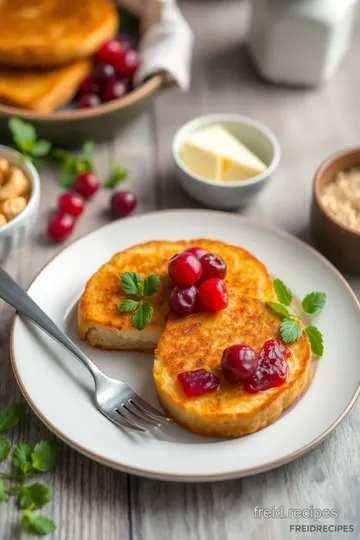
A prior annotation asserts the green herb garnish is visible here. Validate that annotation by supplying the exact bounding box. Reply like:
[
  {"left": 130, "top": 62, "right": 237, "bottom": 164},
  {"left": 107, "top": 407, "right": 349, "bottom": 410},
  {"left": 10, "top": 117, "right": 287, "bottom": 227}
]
[
  {"left": 267, "top": 279, "right": 326, "bottom": 355},
  {"left": 0, "top": 403, "right": 58, "bottom": 536},
  {"left": 104, "top": 164, "right": 128, "bottom": 188},
  {"left": 8, "top": 118, "right": 51, "bottom": 168},
  {"left": 51, "top": 140, "right": 95, "bottom": 188},
  {"left": 119, "top": 272, "right": 160, "bottom": 330}
]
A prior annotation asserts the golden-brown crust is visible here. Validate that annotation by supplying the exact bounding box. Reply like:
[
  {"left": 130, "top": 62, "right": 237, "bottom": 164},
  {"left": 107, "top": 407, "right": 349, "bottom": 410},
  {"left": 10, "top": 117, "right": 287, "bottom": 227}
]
[
  {"left": 0, "top": 0, "right": 118, "bottom": 68},
  {"left": 154, "top": 296, "right": 312, "bottom": 438},
  {"left": 0, "top": 60, "right": 92, "bottom": 113},
  {"left": 78, "top": 239, "right": 275, "bottom": 346}
]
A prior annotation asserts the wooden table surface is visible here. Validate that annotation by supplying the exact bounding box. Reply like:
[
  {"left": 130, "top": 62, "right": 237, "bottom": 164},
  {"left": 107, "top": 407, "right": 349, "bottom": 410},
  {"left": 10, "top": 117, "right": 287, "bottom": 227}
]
[{"left": 1, "top": 1, "right": 359, "bottom": 539}]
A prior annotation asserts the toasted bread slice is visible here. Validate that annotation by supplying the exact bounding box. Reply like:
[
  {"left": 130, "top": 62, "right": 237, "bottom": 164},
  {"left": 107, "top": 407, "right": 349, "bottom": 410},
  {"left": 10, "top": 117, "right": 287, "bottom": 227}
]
[
  {"left": 78, "top": 239, "right": 275, "bottom": 352},
  {"left": 154, "top": 296, "right": 312, "bottom": 438},
  {"left": 0, "top": 60, "right": 91, "bottom": 113},
  {"left": 0, "top": 0, "right": 118, "bottom": 68}
]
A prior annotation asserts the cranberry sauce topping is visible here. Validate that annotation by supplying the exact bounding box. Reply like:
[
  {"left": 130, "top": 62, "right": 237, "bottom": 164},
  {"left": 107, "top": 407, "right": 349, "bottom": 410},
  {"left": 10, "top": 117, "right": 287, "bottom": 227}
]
[
  {"left": 221, "top": 344, "right": 259, "bottom": 384},
  {"left": 177, "top": 369, "right": 220, "bottom": 398},
  {"left": 244, "top": 339, "right": 291, "bottom": 393}
]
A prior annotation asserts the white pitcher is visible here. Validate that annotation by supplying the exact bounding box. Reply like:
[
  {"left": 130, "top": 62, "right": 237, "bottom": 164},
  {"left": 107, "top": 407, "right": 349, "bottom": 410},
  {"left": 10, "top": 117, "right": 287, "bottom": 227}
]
[{"left": 248, "top": 0, "right": 358, "bottom": 86}]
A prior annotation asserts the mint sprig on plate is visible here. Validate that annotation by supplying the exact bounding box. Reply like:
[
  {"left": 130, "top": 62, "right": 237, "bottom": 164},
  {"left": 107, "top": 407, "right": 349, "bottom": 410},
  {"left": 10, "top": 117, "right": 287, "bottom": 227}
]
[
  {"left": 119, "top": 272, "right": 160, "bottom": 330},
  {"left": 8, "top": 118, "right": 51, "bottom": 169},
  {"left": 267, "top": 279, "right": 326, "bottom": 356}
]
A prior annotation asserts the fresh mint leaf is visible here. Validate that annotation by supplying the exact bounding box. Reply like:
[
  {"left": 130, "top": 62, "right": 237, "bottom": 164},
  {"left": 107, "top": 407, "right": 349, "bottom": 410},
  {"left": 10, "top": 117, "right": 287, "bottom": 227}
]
[
  {"left": 0, "top": 479, "right": 5, "bottom": 503},
  {"left": 280, "top": 318, "right": 302, "bottom": 343},
  {"left": 143, "top": 275, "right": 160, "bottom": 297},
  {"left": 31, "top": 140, "right": 51, "bottom": 157},
  {"left": 0, "top": 438, "right": 10, "bottom": 462},
  {"left": 31, "top": 441, "right": 57, "bottom": 473},
  {"left": 13, "top": 443, "right": 33, "bottom": 474},
  {"left": 273, "top": 279, "right": 293, "bottom": 306},
  {"left": 305, "top": 326, "right": 324, "bottom": 356},
  {"left": 104, "top": 164, "right": 128, "bottom": 188},
  {"left": 83, "top": 140, "right": 95, "bottom": 160},
  {"left": 120, "top": 272, "right": 142, "bottom": 295},
  {"left": 302, "top": 292, "right": 327, "bottom": 315},
  {"left": 20, "top": 509, "right": 56, "bottom": 536},
  {"left": 119, "top": 299, "right": 140, "bottom": 312},
  {"left": 59, "top": 164, "right": 77, "bottom": 188},
  {"left": 266, "top": 301, "right": 290, "bottom": 318},
  {"left": 18, "top": 483, "right": 52, "bottom": 510},
  {"left": 132, "top": 302, "right": 153, "bottom": 331},
  {"left": 9, "top": 118, "right": 36, "bottom": 152},
  {"left": 0, "top": 404, "right": 26, "bottom": 432}
]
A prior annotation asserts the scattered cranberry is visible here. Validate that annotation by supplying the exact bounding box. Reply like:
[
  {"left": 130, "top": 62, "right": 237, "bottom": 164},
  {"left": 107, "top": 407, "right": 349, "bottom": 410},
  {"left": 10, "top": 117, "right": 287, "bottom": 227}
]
[
  {"left": 200, "top": 253, "right": 227, "bottom": 280},
  {"left": 169, "top": 285, "right": 200, "bottom": 317},
  {"left": 93, "top": 63, "right": 116, "bottom": 83},
  {"left": 78, "top": 93, "right": 102, "bottom": 109},
  {"left": 79, "top": 75, "right": 101, "bottom": 96},
  {"left": 103, "top": 80, "right": 128, "bottom": 102},
  {"left": 221, "top": 345, "right": 259, "bottom": 384},
  {"left": 58, "top": 192, "right": 85, "bottom": 218},
  {"left": 114, "top": 49, "right": 140, "bottom": 76},
  {"left": 199, "top": 278, "right": 228, "bottom": 311},
  {"left": 111, "top": 191, "right": 137, "bottom": 218},
  {"left": 177, "top": 369, "right": 220, "bottom": 398},
  {"left": 74, "top": 172, "right": 100, "bottom": 198},
  {"left": 185, "top": 246, "right": 208, "bottom": 260},
  {"left": 96, "top": 38, "right": 130, "bottom": 65},
  {"left": 168, "top": 252, "right": 202, "bottom": 287},
  {"left": 48, "top": 212, "right": 75, "bottom": 243},
  {"left": 244, "top": 339, "right": 290, "bottom": 393}
]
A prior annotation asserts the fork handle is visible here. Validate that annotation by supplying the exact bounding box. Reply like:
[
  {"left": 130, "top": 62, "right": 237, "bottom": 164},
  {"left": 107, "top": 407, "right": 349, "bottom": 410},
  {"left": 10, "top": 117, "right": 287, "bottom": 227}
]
[{"left": 0, "top": 268, "right": 102, "bottom": 383}]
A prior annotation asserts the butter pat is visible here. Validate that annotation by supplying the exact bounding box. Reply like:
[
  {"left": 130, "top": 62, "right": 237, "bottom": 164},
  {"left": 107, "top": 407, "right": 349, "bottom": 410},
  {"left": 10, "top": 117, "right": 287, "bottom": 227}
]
[{"left": 181, "top": 125, "right": 267, "bottom": 182}]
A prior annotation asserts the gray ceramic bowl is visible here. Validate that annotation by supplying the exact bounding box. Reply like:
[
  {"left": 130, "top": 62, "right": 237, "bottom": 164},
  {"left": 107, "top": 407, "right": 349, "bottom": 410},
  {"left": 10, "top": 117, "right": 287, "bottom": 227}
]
[
  {"left": 0, "top": 145, "right": 40, "bottom": 260},
  {"left": 172, "top": 113, "right": 280, "bottom": 209}
]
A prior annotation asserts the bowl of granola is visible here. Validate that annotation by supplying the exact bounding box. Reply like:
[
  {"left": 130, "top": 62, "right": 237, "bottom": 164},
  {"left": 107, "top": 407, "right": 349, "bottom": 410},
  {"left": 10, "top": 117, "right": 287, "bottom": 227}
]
[{"left": 311, "top": 148, "right": 360, "bottom": 274}]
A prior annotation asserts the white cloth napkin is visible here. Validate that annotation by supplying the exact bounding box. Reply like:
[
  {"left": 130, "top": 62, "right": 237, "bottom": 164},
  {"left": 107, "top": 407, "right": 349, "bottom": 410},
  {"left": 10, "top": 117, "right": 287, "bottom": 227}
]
[{"left": 117, "top": 0, "right": 193, "bottom": 90}]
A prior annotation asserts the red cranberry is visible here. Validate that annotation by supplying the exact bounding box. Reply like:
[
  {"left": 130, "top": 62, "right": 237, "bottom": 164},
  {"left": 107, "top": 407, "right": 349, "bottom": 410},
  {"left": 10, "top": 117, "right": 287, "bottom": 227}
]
[
  {"left": 78, "top": 93, "right": 102, "bottom": 109},
  {"left": 111, "top": 191, "right": 137, "bottom": 218},
  {"left": 244, "top": 340, "right": 290, "bottom": 393},
  {"left": 177, "top": 369, "right": 220, "bottom": 398},
  {"left": 103, "top": 80, "right": 128, "bottom": 102},
  {"left": 169, "top": 285, "right": 200, "bottom": 317},
  {"left": 74, "top": 172, "right": 100, "bottom": 198},
  {"left": 200, "top": 253, "right": 227, "bottom": 280},
  {"left": 114, "top": 49, "right": 140, "bottom": 76},
  {"left": 96, "top": 38, "right": 130, "bottom": 65},
  {"left": 79, "top": 75, "right": 101, "bottom": 96},
  {"left": 58, "top": 192, "right": 85, "bottom": 218},
  {"left": 185, "top": 246, "right": 208, "bottom": 260},
  {"left": 48, "top": 212, "right": 75, "bottom": 243},
  {"left": 199, "top": 278, "right": 228, "bottom": 311},
  {"left": 221, "top": 345, "right": 259, "bottom": 384},
  {"left": 93, "top": 63, "right": 116, "bottom": 83},
  {"left": 168, "top": 252, "right": 202, "bottom": 287}
]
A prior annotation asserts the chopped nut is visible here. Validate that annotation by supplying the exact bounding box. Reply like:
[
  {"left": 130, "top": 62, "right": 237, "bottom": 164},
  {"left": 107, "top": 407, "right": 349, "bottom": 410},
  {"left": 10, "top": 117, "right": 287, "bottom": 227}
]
[
  {"left": 0, "top": 213, "right": 7, "bottom": 227},
  {"left": 0, "top": 158, "right": 9, "bottom": 176},
  {"left": 321, "top": 168, "right": 360, "bottom": 232},
  {"left": 1, "top": 196, "right": 27, "bottom": 221},
  {"left": 0, "top": 167, "right": 29, "bottom": 201}
]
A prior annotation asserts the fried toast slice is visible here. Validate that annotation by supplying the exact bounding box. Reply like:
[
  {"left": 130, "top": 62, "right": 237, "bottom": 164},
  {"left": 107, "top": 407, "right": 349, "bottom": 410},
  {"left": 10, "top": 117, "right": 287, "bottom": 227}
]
[
  {"left": 0, "top": 0, "right": 118, "bottom": 68},
  {"left": 0, "top": 60, "right": 92, "bottom": 113},
  {"left": 154, "top": 296, "right": 312, "bottom": 438},
  {"left": 78, "top": 239, "right": 275, "bottom": 352}
]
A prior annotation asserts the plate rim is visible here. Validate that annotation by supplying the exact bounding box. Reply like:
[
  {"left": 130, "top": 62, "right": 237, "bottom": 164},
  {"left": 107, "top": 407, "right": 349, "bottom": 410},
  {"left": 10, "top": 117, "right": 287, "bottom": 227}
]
[{"left": 10, "top": 209, "right": 360, "bottom": 482}]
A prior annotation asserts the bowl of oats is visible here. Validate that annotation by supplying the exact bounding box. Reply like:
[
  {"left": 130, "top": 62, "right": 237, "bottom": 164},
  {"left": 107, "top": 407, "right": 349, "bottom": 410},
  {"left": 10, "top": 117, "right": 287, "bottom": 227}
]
[{"left": 311, "top": 148, "right": 360, "bottom": 273}]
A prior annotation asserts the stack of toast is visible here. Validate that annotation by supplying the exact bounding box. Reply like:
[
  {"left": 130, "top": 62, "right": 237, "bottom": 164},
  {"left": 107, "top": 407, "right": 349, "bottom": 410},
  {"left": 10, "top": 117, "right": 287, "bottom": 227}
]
[{"left": 0, "top": 0, "right": 118, "bottom": 113}]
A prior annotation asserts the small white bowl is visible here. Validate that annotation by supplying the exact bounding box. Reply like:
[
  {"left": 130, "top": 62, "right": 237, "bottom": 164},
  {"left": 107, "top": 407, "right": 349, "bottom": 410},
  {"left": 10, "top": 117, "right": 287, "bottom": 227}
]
[
  {"left": 0, "top": 145, "right": 40, "bottom": 260},
  {"left": 172, "top": 113, "right": 280, "bottom": 209}
]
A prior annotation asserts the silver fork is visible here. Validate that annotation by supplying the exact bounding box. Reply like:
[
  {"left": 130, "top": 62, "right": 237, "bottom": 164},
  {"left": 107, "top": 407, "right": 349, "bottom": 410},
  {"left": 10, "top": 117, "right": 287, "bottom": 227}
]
[{"left": 0, "top": 268, "right": 169, "bottom": 433}]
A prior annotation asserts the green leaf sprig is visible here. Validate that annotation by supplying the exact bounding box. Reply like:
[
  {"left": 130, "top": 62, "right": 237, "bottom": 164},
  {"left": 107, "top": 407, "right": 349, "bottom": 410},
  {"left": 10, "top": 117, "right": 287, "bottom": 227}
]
[
  {"left": 119, "top": 272, "right": 160, "bottom": 331},
  {"left": 104, "top": 164, "right": 128, "bottom": 188},
  {"left": 266, "top": 278, "right": 326, "bottom": 356},
  {"left": 0, "top": 403, "right": 57, "bottom": 536},
  {"left": 8, "top": 118, "right": 51, "bottom": 169},
  {"left": 51, "top": 140, "right": 96, "bottom": 188}
]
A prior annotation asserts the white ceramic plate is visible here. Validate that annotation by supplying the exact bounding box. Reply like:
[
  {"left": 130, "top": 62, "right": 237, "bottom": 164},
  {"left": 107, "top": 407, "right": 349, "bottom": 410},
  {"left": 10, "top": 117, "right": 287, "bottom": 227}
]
[{"left": 11, "top": 210, "right": 360, "bottom": 482}]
